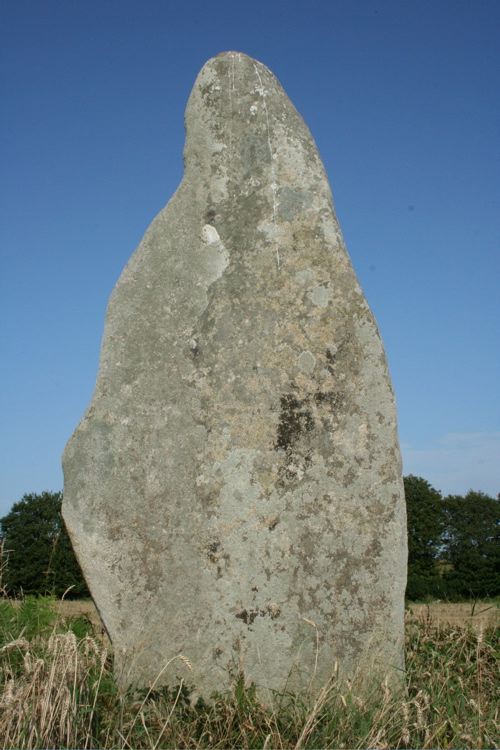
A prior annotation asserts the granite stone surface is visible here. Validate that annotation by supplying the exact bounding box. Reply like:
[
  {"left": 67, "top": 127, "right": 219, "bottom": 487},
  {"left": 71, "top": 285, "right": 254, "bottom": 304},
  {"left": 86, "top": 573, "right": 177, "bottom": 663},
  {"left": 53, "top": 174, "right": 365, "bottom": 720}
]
[{"left": 63, "top": 52, "right": 407, "bottom": 696}]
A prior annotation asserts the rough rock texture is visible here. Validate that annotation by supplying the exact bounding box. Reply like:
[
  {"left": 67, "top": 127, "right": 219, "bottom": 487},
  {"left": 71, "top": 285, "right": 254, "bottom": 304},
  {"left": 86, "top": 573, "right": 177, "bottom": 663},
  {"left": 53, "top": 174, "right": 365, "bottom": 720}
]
[{"left": 63, "top": 51, "right": 407, "bottom": 697}]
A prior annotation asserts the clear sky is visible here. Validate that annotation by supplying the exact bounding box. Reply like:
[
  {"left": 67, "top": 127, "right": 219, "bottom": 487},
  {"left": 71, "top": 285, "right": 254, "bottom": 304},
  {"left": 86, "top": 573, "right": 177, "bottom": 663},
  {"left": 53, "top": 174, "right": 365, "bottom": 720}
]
[{"left": 1, "top": 0, "right": 499, "bottom": 517}]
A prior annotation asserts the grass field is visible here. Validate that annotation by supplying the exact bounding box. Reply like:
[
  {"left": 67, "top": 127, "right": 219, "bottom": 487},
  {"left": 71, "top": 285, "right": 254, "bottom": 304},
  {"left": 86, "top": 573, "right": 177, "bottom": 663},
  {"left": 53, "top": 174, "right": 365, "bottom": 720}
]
[
  {"left": 0, "top": 596, "right": 498, "bottom": 749},
  {"left": 408, "top": 601, "right": 500, "bottom": 629}
]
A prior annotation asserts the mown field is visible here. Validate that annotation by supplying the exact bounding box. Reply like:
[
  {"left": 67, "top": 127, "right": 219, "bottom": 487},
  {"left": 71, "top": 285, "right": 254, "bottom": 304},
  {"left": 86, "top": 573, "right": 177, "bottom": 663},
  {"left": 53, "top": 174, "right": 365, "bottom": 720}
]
[{"left": 0, "top": 596, "right": 498, "bottom": 749}]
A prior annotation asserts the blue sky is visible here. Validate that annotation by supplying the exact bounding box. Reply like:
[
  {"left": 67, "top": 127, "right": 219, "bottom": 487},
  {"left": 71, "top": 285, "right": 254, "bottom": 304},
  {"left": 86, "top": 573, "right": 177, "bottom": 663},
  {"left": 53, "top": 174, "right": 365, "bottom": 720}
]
[{"left": 1, "top": 0, "right": 499, "bottom": 516}]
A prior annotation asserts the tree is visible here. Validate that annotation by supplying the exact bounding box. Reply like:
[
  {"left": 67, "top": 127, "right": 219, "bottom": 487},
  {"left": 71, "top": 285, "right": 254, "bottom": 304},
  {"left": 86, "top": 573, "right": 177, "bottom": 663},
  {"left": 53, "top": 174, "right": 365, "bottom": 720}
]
[
  {"left": 404, "top": 475, "right": 445, "bottom": 600},
  {"left": 441, "top": 491, "right": 499, "bottom": 599},
  {"left": 0, "top": 491, "right": 89, "bottom": 597}
]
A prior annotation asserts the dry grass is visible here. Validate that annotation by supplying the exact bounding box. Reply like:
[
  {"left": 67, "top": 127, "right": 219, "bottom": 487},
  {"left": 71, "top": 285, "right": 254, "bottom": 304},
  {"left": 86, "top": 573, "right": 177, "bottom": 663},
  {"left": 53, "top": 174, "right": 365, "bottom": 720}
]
[
  {"left": 408, "top": 601, "right": 500, "bottom": 629},
  {"left": 1, "top": 631, "right": 107, "bottom": 749},
  {"left": 0, "top": 597, "right": 498, "bottom": 749}
]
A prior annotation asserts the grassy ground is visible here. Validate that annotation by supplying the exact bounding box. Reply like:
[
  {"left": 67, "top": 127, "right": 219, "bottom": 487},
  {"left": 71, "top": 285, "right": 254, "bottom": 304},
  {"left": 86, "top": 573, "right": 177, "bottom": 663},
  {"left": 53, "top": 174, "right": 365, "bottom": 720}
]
[{"left": 0, "top": 597, "right": 498, "bottom": 749}]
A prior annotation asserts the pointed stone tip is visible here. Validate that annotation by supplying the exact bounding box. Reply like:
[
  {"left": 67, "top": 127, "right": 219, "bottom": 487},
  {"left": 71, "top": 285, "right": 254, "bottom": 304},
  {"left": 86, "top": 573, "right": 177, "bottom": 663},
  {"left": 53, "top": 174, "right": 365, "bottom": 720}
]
[
  {"left": 192, "top": 51, "right": 281, "bottom": 105},
  {"left": 204, "top": 50, "right": 266, "bottom": 70},
  {"left": 214, "top": 50, "right": 252, "bottom": 59}
]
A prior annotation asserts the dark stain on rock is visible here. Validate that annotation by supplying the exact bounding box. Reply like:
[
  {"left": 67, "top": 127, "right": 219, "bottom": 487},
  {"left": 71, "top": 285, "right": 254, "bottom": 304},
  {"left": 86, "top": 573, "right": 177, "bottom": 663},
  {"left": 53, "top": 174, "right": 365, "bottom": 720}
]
[
  {"left": 205, "top": 207, "right": 216, "bottom": 225},
  {"left": 190, "top": 341, "right": 201, "bottom": 359},
  {"left": 325, "top": 348, "right": 336, "bottom": 375},
  {"left": 235, "top": 604, "right": 281, "bottom": 627},
  {"left": 236, "top": 608, "right": 259, "bottom": 625},
  {"left": 207, "top": 541, "right": 221, "bottom": 562},
  {"left": 275, "top": 393, "right": 314, "bottom": 453},
  {"left": 266, "top": 604, "right": 281, "bottom": 619},
  {"left": 207, "top": 541, "right": 231, "bottom": 578}
]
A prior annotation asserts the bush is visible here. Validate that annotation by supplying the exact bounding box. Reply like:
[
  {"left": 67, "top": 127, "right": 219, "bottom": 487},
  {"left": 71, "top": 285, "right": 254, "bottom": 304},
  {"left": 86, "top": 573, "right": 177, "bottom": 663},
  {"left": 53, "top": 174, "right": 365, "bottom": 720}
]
[{"left": 0, "top": 492, "right": 89, "bottom": 598}]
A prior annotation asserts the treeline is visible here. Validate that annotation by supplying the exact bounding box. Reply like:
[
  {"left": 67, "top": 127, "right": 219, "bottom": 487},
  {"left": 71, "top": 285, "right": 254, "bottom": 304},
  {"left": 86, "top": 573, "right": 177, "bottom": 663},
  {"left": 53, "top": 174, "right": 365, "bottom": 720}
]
[
  {"left": 0, "top": 492, "right": 89, "bottom": 598},
  {"left": 0, "top": 480, "right": 498, "bottom": 600},
  {"left": 405, "top": 476, "right": 499, "bottom": 600}
]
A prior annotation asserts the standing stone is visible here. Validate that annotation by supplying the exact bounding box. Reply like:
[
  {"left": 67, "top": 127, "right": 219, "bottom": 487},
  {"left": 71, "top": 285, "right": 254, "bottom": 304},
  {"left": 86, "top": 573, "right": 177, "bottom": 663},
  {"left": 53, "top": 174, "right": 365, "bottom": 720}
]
[{"left": 63, "top": 51, "right": 407, "bottom": 697}]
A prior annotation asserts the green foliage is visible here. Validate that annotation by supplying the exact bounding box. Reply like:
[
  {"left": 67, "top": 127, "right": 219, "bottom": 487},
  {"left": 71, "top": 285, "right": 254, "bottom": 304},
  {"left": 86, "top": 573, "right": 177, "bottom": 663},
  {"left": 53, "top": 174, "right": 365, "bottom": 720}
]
[
  {"left": 404, "top": 477, "right": 499, "bottom": 601},
  {"left": 0, "top": 595, "right": 57, "bottom": 644},
  {"left": 404, "top": 475, "right": 444, "bottom": 600},
  {"left": 0, "top": 491, "right": 89, "bottom": 598},
  {"left": 0, "top": 595, "right": 93, "bottom": 644},
  {"left": 66, "top": 614, "right": 95, "bottom": 639},
  {"left": 442, "top": 491, "right": 499, "bottom": 599}
]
